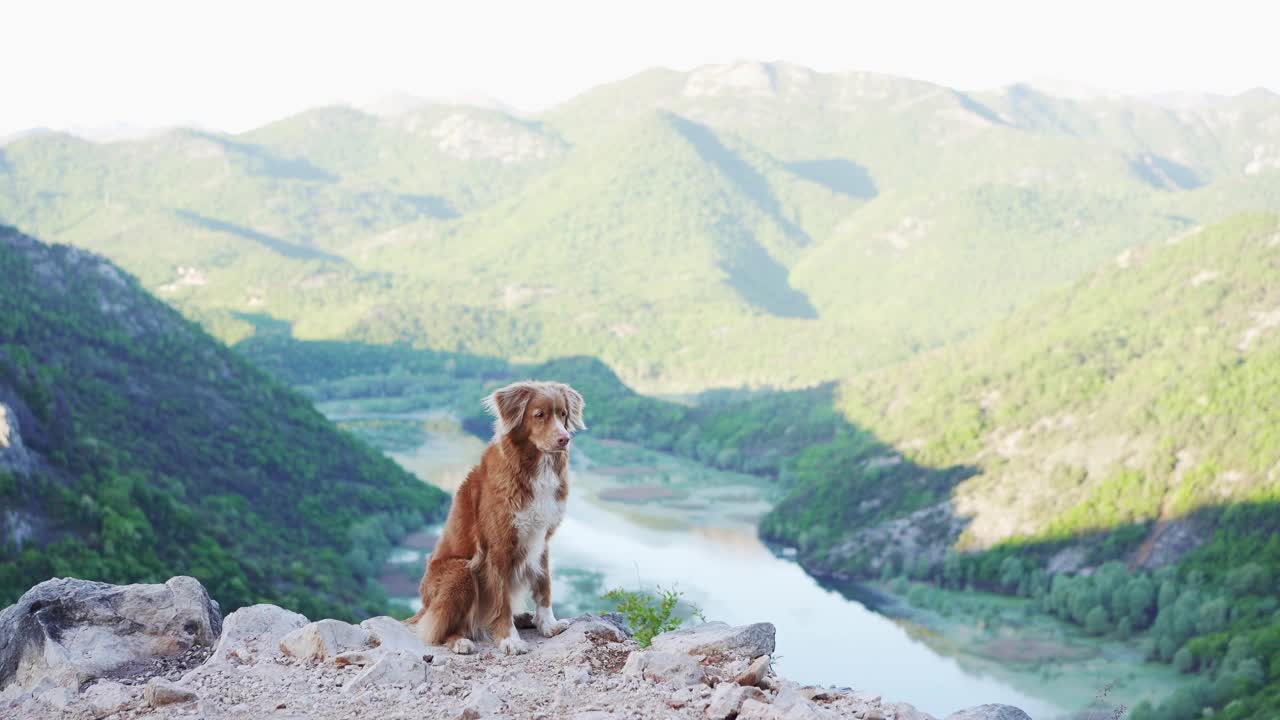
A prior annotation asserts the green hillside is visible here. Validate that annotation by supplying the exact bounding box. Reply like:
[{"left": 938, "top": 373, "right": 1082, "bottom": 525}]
[
  {"left": 0, "top": 225, "right": 449, "bottom": 619},
  {"left": 4, "top": 64, "right": 1279, "bottom": 391},
  {"left": 760, "top": 214, "right": 1280, "bottom": 719}
]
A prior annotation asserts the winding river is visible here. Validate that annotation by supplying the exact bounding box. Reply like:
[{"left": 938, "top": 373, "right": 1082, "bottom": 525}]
[{"left": 327, "top": 407, "right": 1176, "bottom": 719}]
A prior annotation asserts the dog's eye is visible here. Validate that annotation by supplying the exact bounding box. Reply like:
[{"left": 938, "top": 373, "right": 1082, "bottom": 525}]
[{"left": 534, "top": 410, "right": 544, "bottom": 418}]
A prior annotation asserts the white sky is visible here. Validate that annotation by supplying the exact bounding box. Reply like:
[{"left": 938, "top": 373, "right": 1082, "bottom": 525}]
[{"left": 2, "top": 0, "right": 1276, "bottom": 137}]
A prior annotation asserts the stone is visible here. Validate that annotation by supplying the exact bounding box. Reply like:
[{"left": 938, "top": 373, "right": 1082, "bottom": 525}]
[
  {"left": 735, "top": 654, "right": 771, "bottom": 687},
  {"left": 773, "top": 683, "right": 836, "bottom": 720},
  {"left": 144, "top": 677, "right": 198, "bottom": 706},
  {"left": 739, "top": 698, "right": 782, "bottom": 720},
  {"left": 650, "top": 621, "right": 776, "bottom": 659},
  {"left": 706, "top": 682, "right": 767, "bottom": 719},
  {"left": 462, "top": 683, "right": 505, "bottom": 716},
  {"left": 884, "top": 703, "right": 937, "bottom": 720},
  {"left": 944, "top": 705, "right": 1031, "bottom": 720},
  {"left": 0, "top": 576, "right": 221, "bottom": 691},
  {"left": 280, "top": 619, "right": 372, "bottom": 662},
  {"left": 535, "top": 615, "right": 628, "bottom": 663},
  {"left": 622, "top": 649, "right": 706, "bottom": 686},
  {"left": 360, "top": 615, "right": 436, "bottom": 657},
  {"left": 84, "top": 680, "right": 138, "bottom": 716},
  {"left": 668, "top": 686, "right": 697, "bottom": 708},
  {"left": 212, "top": 604, "right": 309, "bottom": 664},
  {"left": 343, "top": 650, "right": 428, "bottom": 693}
]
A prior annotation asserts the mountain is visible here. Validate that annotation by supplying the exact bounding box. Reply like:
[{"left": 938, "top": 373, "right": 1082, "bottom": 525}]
[
  {"left": 0, "top": 225, "right": 449, "bottom": 619},
  {"left": 3, "top": 63, "right": 1279, "bottom": 391},
  {"left": 759, "top": 214, "right": 1280, "bottom": 719}
]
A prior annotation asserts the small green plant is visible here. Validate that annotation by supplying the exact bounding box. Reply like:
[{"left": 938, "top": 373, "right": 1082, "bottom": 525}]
[{"left": 604, "top": 586, "right": 702, "bottom": 647}]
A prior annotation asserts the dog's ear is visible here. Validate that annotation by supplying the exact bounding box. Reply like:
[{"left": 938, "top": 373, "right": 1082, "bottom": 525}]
[
  {"left": 483, "top": 382, "right": 535, "bottom": 436},
  {"left": 559, "top": 383, "right": 586, "bottom": 432}
]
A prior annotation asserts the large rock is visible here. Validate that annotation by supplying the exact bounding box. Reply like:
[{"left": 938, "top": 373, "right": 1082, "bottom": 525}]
[
  {"left": 623, "top": 648, "right": 706, "bottom": 686},
  {"left": 211, "top": 604, "right": 308, "bottom": 664},
  {"left": 650, "top": 621, "right": 775, "bottom": 659},
  {"left": 0, "top": 576, "right": 221, "bottom": 691},
  {"left": 945, "top": 705, "right": 1032, "bottom": 720},
  {"left": 279, "top": 619, "right": 371, "bottom": 662}
]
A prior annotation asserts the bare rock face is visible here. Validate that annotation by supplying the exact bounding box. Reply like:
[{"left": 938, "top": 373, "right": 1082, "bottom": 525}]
[
  {"left": 0, "top": 576, "right": 221, "bottom": 691},
  {"left": 650, "top": 621, "right": 776, "bottom": 660},
  {"left": 945, "top": 705, "right": 1033, "bottom": 720},
  {"left": 0, "top": 402, "right": 33, "bottom": 475}
]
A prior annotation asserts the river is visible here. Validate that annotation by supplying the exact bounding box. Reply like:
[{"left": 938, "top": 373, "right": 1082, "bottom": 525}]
[{"left": 327, "top": 407, "right": 1176, "bottom": 719}]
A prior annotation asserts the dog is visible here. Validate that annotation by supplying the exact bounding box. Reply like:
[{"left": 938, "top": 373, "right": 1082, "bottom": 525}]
[{"left": 406, "top": 380, "right": 585, "bottom": 655}]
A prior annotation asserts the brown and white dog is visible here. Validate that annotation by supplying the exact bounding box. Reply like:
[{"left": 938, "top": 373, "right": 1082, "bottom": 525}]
[{"left": 406, "top": 380, "right": 585, "bottom": 655}]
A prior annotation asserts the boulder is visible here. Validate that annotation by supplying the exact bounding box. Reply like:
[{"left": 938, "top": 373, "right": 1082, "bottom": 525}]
[
  {"left": 650, "top": 621, "right": 775, "bottom": 659},
  {"left": 0, "top": 576, "right": 221, "bottom": 691},
  {"left": 945, "top": 705, "right": 1031, "bottom": 720},
  {"left": 211, "top": 604, "right": 308, "bottom": 664},
  {"left": 342, "top": 650, "right": 428, "bottom": 693},
  {"left": 622, "top": 648, "right": 706, "bottom": 686},
  {"left": 280, "top": 619, "right": 371, "bottom": 662}
]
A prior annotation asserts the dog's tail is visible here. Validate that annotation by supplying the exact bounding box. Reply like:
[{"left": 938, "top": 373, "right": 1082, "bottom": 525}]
[{"left": 404, "top": 605, "right": 427, "bottom": 626}]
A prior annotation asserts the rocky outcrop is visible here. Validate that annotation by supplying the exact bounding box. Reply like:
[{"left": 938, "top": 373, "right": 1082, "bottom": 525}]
[
  {"left": 0, "top": 577, "right": 221, "bottom": 692},
  {"left": 1, "top": 577, "right": 1031, "bottom": 719}
]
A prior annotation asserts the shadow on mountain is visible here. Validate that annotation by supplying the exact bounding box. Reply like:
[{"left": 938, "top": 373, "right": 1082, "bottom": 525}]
[
  {"left": 665, "top": 114, "right": 809, "bottom": 243},
  {"left": 194, "top": 131, "right": 337, "bottom": 183},
  {"left": 1129, "top": 153, "right": 1205, "bottom": 191},
  {"left": 396, "top": 193, "right": 459, "bottom": 220},
  {"left": 785, "top": 159, "right": 878, "bottom": 199},
  {"left": 719, "top": 240, "right": 818, "bottom": 319},
  {"left": 950, "top": 91, "right": 1010, "bottom": 128},
  {"left": 175, "top": 210, "right": 344, "bottom": 262},
  {"left": 230, "top": 311, "right": 293, "bottom": 337}
]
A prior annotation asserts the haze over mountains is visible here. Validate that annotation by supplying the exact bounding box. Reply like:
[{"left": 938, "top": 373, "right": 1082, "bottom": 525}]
[{"left": 4, "top": 61, "right": 1279, "bottom": 392}]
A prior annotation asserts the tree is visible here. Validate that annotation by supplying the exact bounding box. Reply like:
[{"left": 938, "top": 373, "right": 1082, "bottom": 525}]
[
  {"left": 1085, "top": 605, "right": 1110, "bottom": 636},
  {"left": 1173, "top": 646, "right": 1195, "bottom": 673}
]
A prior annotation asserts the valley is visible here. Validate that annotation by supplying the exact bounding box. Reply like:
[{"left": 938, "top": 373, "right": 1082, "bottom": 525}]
[{"left": 323, "top": 402, "right": 1180, "bottom": 719}]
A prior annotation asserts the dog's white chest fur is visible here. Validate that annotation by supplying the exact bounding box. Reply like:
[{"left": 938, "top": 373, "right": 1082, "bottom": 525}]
[{"left": 512, "top": 461, "right": 565, "bottom": 579}]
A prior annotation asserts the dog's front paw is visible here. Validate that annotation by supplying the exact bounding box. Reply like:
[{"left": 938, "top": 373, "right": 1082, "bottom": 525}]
[
  {"left": 538, "top": 618, "right": 569, "bottom": 638},
  {"left": 498, "top": 635, "right": 531, "bottom": 655},
  {"left": 535, "top": 606, "right": 568, "bottom": 637},
  {"left": 451, "top": 637, "right": 476, "bottom": 655}
]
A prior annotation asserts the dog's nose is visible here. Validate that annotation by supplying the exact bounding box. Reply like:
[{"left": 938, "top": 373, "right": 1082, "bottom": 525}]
[{"left": 557, "top": 434, "right": 571, "bottom": 447}]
